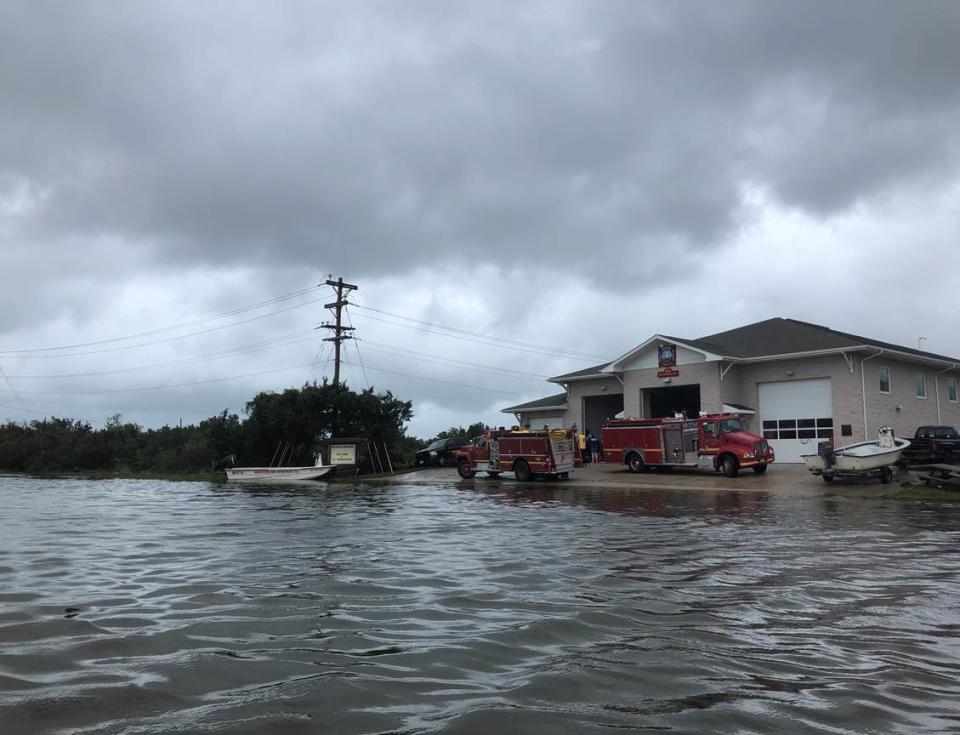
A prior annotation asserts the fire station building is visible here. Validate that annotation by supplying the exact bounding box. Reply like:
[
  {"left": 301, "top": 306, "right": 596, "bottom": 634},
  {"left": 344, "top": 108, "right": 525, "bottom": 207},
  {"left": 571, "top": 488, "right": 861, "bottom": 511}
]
[{"left": 502, "top": 318, "right": 960, "bottom": 463}]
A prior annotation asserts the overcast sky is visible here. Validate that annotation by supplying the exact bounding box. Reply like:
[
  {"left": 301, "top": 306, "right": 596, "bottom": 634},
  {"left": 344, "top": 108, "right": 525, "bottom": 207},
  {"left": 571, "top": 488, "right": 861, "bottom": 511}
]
[{"left": 2, "top": 0, "right": 959, "bottom": 439}]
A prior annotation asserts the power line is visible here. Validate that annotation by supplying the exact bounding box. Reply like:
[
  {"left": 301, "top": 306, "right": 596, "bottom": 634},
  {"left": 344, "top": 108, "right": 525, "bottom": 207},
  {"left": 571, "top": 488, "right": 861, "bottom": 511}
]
[
  {"left": 5, "top": 297, "right": 326, "bottom": 359},
  {"left": 356, "top": 340, "right": 550, "bottom": 382},
  {"left": 345, "top": 306, "right": 370, "bottom": 389},
  {"left": 339, "top": 359, "right": 528, "bottom": 396},
  {"left": 351, "top": 310, "right": 610, "bottom": 362},
  {"left": 0, "top": 330, "right": 318, "bottom": 379},
  {"left": 350, "top": 303, "right": 608, "bottom": 361},
  {"left": 1, "top": 286, "right": 321, "bottom": 355},
  {"left": 0, "top": 362, "right": 320, "bottom": 395}
]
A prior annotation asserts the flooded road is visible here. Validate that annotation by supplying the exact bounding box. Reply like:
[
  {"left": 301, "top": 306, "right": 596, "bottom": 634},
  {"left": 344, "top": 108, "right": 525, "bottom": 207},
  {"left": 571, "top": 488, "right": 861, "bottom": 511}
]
[{"left": 2, "top": 475, "right": 959, "bottom": 734}]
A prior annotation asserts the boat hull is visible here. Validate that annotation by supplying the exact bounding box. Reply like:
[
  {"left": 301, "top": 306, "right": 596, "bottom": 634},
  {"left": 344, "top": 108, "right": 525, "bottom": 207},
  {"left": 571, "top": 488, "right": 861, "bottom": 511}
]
[
  {"left": 802, "top": 439, "right": 910, "bottom": 473},
  {"left": 224, "top": 466, "right": 333, "bottom": 482}
]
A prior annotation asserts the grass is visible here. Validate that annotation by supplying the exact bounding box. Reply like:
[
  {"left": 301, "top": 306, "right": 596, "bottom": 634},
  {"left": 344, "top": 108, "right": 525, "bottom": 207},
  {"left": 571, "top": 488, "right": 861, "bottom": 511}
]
[
  {"left": 4, "top": 468, "right": 223, "bottom": 483},
  {"left": 882, "top": 482, "right": 960, "bottom": 501}
]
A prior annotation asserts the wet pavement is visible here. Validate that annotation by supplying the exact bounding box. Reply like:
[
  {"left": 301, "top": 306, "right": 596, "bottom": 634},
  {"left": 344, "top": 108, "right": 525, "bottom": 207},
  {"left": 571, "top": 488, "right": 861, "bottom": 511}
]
[{"left": 395, "top": 461, "right": 908, "bottom": 498}]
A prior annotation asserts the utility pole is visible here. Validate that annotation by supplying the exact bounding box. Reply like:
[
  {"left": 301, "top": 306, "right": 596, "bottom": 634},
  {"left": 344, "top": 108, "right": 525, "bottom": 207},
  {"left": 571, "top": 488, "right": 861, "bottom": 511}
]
[{"left": 321, "top": 277, "right": 358, "bottom": 387}]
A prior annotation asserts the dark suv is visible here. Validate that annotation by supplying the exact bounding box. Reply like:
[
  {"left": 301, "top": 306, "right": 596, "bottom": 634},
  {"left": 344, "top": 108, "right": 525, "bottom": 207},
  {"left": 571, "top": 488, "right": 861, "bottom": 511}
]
[{"left": 414, "top": 438, "right": 464, "bottom": 468}]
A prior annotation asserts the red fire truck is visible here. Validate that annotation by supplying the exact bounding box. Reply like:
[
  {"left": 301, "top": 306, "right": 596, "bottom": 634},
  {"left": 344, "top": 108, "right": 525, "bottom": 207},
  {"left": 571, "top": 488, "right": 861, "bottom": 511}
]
[
  {"left": 455, "top": 427, "right": 581, "bottom": 481},
  {"left": 601, "top": 413, "right": 774, "bottom": 477}
]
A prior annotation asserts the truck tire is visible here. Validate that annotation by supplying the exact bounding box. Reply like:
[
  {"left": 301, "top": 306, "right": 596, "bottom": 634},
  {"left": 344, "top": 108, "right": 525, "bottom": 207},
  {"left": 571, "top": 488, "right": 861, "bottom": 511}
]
[
  {"left": 626, "top": 452, "right": 644, "bottom": 473},
  {"left": 752, "top": 464, "right": 768, "bottom": 474},
  {"left": 513, "top": 459, "right": 532, "bottom": 482},
  {"left": 880, "top": 466, "right": 893, "bottom": 484},
  {"left": 457, "top": 459, "right": 476, "bottom": 479},
  {"left": 721, "top": 455, "right": 739, "bottom": 478}
]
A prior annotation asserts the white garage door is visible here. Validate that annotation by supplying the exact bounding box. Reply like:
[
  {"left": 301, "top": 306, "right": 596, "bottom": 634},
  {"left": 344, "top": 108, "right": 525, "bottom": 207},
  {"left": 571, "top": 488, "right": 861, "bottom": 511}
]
[
  {"left": 525, "top": 414, "right": 564, "bottom": 430},
  {"left": 759, "top": 379, "right": 834, "bottom": 463}
]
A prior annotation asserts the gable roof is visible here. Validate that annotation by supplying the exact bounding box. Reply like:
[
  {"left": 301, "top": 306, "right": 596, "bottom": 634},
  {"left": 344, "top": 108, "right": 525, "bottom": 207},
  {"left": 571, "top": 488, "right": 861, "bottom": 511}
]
[
  {"left": 685, "top": 318, "right": 861, "bottom": 358},
  {"left": 501, "top": 392, "right": 568, "bottom": 414},
  {"left": 690, "top": 318, "right": 960, "bottom": 364},
  {"left": 546, "top": 317, "right": 960, "bottom": 382},
  {"left": 547, "top": 362, "right": 611, "bottom": 382}
]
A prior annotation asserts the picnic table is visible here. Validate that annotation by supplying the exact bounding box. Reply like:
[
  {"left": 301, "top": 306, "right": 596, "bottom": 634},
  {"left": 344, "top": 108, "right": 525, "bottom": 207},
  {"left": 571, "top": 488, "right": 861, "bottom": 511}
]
[{"left": 917, "top": 464, "right": 960, "bottom": 491}]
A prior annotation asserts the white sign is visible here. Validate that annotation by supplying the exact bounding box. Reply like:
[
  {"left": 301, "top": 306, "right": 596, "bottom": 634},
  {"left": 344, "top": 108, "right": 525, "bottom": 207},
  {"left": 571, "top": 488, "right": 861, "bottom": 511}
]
[{"left": 329, "top": 444, "right": 357, "bottom": 465}]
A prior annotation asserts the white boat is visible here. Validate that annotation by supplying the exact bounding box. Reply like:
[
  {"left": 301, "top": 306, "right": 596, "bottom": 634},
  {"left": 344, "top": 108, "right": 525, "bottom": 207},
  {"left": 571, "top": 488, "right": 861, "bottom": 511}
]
[
  {"left": 224, "top": 453, "right": 333, "bottom": 483},
  {"left": 802, "top": 427, "right": 910, "bottom": 482}
]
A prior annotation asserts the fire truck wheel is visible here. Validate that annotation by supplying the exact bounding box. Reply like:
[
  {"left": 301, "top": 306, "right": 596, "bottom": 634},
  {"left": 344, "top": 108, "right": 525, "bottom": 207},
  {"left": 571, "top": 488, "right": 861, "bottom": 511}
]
[
  {"left": 720, "top": 455, "right": 739, "bottom": 478},
  {"left": 513, "top": 460, "right": 532, "bottom": 482},
  {"left": 626, "top": 452, "right": 644, "bottom": 473},
  {"left": 752, "top": 464, "right": 768, "bottom": 474},
  {"left": 457, "top": 460, "right": 476, "bottom": 479}
]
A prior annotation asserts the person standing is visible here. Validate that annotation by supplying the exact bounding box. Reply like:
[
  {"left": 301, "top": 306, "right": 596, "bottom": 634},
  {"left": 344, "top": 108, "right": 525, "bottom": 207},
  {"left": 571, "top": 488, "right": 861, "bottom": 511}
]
[
  {"left": 578, "top": 427, "right": 588, "bottom": 463},
  {"left": 587, "top": 431, "right": 601, "bottom": 464}
]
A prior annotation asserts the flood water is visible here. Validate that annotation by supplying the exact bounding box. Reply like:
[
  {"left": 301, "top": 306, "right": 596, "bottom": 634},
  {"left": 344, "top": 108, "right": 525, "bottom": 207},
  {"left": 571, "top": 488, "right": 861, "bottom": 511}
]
[{"left": 2, "top": 475, "right": 960, "bottom": 734}]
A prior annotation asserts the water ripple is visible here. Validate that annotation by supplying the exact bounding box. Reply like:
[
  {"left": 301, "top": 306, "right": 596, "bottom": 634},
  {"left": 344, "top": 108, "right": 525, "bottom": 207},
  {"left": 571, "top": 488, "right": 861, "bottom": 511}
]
[{"left": 1, "top": 476, "right": 959, "bottom": 734}]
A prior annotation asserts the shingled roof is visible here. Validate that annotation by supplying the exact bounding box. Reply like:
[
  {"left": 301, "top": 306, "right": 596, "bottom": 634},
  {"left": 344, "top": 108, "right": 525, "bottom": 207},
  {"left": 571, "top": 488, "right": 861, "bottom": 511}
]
[
  {"left": 501, "top": 392, "right": 568, "bottom": 413},
  {"left": 689, "top": 318, "right": 960, "bottom": 363},
  {"left": 684, "top": 318, "right": 862, "bottom": 358},
  {"left": 546, "top": 362, "right": 610, "bottom": 382},
  {"left": 548, "top": 318, "right": 959, "bottom": 382}
]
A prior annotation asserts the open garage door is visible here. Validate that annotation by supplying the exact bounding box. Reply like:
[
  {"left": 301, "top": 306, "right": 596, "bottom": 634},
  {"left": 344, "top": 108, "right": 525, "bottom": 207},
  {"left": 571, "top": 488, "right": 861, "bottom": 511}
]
[{"left": 759, "top": 379, "right": 834, "bottom": 463}]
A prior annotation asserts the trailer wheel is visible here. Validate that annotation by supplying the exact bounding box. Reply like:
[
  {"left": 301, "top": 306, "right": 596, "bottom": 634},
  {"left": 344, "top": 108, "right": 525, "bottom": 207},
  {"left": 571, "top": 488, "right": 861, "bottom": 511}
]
[
  {"left": 752, "top": 464, "right": 768, "bottom": 474},
  {"left": 626, "top": 452, "right": 644, "bottom": 473},
  {"left": 513, "top": 459, "right": 532, "bottom": 482},
  {"left": 822, "top": 475, "right": 834, "bottom": 483},
  {"left": 721, "top": 455, "right": 739, "bottom": 478},
  {"left": 486, "top": 471, "right": 500, "bottom": 478},
  {"left": 880, "top": 466, "right": 894, "bottom": 484},
  {"left": 559, "top": 472, "right": 569, "bottom": 479},
  {"left": 457, "top": 459, "right": 476, "bottom": 479}
]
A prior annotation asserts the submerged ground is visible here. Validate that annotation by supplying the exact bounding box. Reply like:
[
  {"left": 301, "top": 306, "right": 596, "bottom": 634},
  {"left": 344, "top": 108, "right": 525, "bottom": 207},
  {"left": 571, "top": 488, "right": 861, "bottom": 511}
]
[{"left": 1, "top": 470, "right": 959, "bottom": 734}]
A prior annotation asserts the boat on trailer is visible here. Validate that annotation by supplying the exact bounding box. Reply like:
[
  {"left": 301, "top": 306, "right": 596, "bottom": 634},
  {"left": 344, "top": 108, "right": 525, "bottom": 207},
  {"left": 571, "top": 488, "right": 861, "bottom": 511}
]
[
  {"left": 223, "top": 453, "right": 333, "bottom": 482},
  {"left": 802, "top": 427, "right": 910, "bottom": 483}
]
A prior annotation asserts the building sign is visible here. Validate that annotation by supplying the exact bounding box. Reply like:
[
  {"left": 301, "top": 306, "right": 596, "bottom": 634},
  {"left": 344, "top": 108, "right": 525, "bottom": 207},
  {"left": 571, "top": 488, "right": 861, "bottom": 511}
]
[
  {"left": 329, "top": 444, "right": 357, "bottom": 465},
  {"left": 658, "top": 343, "right": 676, "bottom": 369},
  {"left": 657, "top": 343, "right": 678, "bottom": 377}
]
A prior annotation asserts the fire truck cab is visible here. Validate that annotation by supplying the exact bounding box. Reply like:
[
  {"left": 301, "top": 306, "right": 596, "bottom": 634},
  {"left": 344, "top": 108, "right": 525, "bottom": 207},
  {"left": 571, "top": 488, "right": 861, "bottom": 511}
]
[
  {"left": 455, "top": 427, "right": 581, "bottom": 481},
  {"left": 602, "top": 413, "right": 774, "bottom": 477}
]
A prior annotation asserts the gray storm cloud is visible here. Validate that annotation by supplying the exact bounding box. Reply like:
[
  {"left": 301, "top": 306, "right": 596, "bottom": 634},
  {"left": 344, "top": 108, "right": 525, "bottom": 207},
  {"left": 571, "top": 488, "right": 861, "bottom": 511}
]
[
  {"left": 2, "top": 1, "right": 960, "bottom": 435},
  {"left": 3, "top": 1, "right": 958, "bottom": 292}
]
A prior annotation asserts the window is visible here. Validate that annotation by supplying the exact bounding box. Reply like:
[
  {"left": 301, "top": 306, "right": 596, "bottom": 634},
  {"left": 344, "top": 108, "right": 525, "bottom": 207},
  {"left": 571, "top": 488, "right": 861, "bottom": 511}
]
[
  {"left": 915, "top": 372, "right": 927, "bottom": 399},
  {"left": 879, "top": 366, "right": 891, "bottom": 394},
  {"left": 949, "top": 377, "right": 958, "bottom": 403},
  {"left": 719, "top": 418, "right": 743, "bottom": 433}
]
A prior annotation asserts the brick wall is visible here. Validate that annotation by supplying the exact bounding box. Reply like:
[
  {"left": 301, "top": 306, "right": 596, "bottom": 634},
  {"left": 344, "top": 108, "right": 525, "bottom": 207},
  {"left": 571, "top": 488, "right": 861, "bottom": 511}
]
[{"left": 863, "top": 357, "right": 960, "bottom": 438}]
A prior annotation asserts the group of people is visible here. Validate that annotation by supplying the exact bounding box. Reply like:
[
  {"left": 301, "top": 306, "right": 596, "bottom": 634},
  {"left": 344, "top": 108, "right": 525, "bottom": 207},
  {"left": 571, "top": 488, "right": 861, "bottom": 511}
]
[{"left": 575, "top": 426, "right": 602, "bottom": 463}]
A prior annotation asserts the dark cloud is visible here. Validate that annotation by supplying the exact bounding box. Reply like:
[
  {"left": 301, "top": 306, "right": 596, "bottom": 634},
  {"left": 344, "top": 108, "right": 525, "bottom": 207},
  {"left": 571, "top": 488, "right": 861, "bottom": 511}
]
[
  {"left": 4, "top": 1, "right": 958, "bottom": 287},
  {"left": 2, "top": 1, "right": 959, "bottom": 436}
]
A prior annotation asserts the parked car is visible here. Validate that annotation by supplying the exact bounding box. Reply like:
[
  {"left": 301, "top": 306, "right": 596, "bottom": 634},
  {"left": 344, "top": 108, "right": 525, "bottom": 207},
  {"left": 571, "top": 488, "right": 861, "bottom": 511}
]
[{"left": 414, "top": 438, "right": 464, "bottom": 468}]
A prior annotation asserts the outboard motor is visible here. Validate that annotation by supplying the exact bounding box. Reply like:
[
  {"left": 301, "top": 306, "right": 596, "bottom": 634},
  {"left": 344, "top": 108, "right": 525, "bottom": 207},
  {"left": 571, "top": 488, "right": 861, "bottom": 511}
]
[
  {"left": 213, "top": 454, "right": 237, "bottom": 471},
  {"left": 817, "top": 441, "right": 835, "bottom": 470}
]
